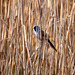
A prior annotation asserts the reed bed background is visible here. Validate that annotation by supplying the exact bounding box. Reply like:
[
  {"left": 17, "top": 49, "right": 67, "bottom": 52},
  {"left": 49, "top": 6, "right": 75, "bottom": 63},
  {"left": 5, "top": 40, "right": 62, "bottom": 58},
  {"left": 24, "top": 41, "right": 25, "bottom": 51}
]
[{"left": 0, "top": 0, "right": 75, "bottom": 75}]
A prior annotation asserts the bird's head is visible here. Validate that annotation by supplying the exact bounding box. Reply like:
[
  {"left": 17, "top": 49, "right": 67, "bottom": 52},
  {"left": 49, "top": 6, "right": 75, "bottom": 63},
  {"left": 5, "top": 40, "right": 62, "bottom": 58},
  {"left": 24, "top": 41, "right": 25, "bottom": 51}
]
[
  {"left": 32, "top": 25, "right": 40, "bottom": 38},
  {"left": 32, "top": 25, "right": 40, "bottom": 33}
]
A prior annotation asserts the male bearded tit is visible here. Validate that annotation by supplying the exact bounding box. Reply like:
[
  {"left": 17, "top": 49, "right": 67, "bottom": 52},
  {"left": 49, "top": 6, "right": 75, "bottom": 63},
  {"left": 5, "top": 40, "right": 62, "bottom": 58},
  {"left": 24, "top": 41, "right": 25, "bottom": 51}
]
[{"left": 32, "top": 25, "right": 57, "bottom": 52}]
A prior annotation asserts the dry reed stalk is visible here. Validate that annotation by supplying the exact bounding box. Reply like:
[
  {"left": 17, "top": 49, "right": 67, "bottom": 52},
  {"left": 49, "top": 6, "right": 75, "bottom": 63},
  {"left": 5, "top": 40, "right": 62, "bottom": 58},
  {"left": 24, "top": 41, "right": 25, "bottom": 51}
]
[
  {"left": 21, "top": 0, "right": 26, "bottom": 75},
  {"left": 0, "top": 0, "right": 75, "bottom": 75}
]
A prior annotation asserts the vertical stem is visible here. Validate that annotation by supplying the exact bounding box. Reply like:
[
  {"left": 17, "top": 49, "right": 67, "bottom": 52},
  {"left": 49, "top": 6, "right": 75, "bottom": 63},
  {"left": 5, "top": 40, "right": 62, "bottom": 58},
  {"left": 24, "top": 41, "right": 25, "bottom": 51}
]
[
  {"left": 23, "top": 31, "right": 26, "bottom": 75},
  {"left": 45, "top": 0, "right": 47, "bottom": 75},
  {"left": 0, "top": 0, "right": 2, "bottom": 54},
  {"left": 16, "top": 0, "right": 19, "bottom": 75},
  {"left": 0, "top": 0, "right": 2, "bottom": 38},
  {"left": 29, "top": 0, "right": 32, "bottom": 53},
  {"left": 38, "top": 0, "right": 42, "bottom": 74},
  {"left": 21, "top": 0, "right": 26, "bottom": 75},
  {"left": 5, "top": 0, "right": 10, "bottom": 74},
  {"left": 9, "top": 0, "right": 12, "bottom": 74},
  {"left": 60, "top": 0, "right": 63, "bottom": 24},
  {"left": 29, "top": 0, "right": 33, "bottom": 75},
  {"left": 52, "top": 0, "right": 56, "bottom": 74}
]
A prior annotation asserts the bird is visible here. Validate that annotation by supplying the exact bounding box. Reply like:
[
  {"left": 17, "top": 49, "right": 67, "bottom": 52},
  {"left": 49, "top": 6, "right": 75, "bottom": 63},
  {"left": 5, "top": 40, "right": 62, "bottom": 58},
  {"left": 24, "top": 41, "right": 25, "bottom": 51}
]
[{"left": 32, "top": 25, "right": 57, "bottom": 52}]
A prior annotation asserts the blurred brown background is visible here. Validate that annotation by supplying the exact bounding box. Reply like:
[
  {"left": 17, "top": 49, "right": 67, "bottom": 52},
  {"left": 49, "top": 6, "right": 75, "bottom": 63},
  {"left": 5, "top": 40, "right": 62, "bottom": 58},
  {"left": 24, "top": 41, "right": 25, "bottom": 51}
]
[{"left": 0, "top": 0, "right": 75, "bottom": 75}]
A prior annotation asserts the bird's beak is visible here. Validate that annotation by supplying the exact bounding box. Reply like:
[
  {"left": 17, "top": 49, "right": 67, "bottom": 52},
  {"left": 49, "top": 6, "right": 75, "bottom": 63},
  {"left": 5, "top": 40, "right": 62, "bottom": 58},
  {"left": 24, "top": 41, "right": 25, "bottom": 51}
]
[{"left": 32, "top": 27, "right": 34, "bottom": 30}]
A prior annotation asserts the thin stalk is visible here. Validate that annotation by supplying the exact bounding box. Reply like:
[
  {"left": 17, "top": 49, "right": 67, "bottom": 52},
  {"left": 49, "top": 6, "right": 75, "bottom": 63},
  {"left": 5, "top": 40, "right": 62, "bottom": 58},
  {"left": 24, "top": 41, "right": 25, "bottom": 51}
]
[{"left": 16, "top": 0, "right": 19, "bottom": 74}]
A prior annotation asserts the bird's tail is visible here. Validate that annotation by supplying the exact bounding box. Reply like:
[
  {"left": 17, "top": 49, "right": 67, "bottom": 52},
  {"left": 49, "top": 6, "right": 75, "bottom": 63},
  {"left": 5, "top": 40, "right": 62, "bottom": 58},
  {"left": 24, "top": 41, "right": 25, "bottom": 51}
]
[{"left": 48, "top": 39, "right": 57, "bottom": 52}]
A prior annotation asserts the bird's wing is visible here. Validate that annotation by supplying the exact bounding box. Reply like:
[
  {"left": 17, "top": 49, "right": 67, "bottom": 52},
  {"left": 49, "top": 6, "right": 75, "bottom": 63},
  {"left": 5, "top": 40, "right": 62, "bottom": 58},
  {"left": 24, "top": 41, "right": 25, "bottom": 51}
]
[
  {"left": 41, "top": 30, "right": 50, "bottom": 40},
  {"left": 41, "top": 30, "right": 44, "bottom": 36}
]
